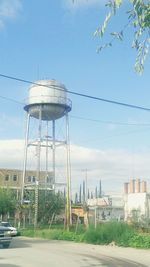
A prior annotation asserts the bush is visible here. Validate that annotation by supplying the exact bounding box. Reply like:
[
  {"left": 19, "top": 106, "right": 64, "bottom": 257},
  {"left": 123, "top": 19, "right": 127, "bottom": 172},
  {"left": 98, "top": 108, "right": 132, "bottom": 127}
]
[{"left": 128, "top": 233, "right": 150, "bottom": 248}]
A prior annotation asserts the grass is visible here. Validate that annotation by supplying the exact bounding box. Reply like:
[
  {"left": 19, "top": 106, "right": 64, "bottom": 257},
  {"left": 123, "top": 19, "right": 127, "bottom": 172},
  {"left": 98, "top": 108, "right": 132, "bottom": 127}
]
[{"left": 21, "top": 222, "right": 150, "bottom": 249}]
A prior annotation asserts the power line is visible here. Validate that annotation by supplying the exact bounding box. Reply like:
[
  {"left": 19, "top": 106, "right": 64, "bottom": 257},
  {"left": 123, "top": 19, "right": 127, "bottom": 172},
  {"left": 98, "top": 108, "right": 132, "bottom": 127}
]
[
  {"left": 76, "top": 127, "right": 150, "bottom": 145},
  {"left": 0, "top": 94, "right": 24, "bottom": 105},
  {"left": 0, "top": 73, "right": 150, "bottom": 112},
  {"left": 1, "top": 91, "right": 150, "bottom": 127},
  {"left": 70, "top": 115, "right": 150, "bottom": 126}
]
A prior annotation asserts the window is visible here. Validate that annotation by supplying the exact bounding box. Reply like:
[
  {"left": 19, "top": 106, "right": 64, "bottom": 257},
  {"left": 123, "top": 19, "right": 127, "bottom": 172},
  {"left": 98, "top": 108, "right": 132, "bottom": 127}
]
[
  {"left": 46, "top": 176, "right": 50, "bottom": 183},
  {"left": 47, "top": 176, "right": 52, "bottom": 183},
  {"left": 13, "top": 175, "right": 17, "bottom": 182},
  {"left": 32, "top": 176, "right": 35, "bottom": 182},
  {"left": 5, "top": 175, "right": 9, "bottom": 181},
  {"left": 28, "top": 176, "right": 31, "bottom": 182}
]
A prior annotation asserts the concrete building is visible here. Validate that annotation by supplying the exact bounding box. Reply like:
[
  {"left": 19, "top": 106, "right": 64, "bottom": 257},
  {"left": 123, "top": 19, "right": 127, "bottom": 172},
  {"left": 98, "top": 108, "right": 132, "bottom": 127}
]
[
  {"left": 0, "top": 168, "right": 53, "bottom": 198},
  {"left": 124, "top": 179, "right": 150, "bottom": 223}
]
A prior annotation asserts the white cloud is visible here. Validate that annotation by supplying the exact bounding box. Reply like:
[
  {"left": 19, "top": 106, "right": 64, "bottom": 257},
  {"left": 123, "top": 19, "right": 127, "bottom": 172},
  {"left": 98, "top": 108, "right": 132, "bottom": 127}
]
[
  {"left": 0, "top": 139, "right": 24, "bottom": 169},
  {"left": 63, "top": 0, "right": 106, "bottom": 9},
  {"left": 0, "top": 113, "right": 24, "bottom": 138},
  {"left": 69, "top": 144, "right": 150, "bottom": 186},
  {"left": 0, "top": 139, "right": 150, "bottom": 193},
  {"left": 0, "top": 0, "right": 22, "bottom": 29}
]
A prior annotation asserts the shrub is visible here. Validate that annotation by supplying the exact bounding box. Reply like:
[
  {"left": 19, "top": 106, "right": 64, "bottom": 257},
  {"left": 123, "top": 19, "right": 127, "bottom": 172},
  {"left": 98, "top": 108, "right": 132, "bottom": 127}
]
[{"left": 128, "top": 233, "right": 150, "bottom": 248}]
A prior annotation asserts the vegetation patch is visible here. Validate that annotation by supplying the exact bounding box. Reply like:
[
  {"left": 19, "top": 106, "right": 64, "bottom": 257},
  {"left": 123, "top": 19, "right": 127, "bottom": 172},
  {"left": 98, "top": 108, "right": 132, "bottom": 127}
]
[
  {"left": 128, "top": 233, "right": 150, "bottom": 248},
  {"left": 21, "top": 222, "right": 150, "bottom": 249}
]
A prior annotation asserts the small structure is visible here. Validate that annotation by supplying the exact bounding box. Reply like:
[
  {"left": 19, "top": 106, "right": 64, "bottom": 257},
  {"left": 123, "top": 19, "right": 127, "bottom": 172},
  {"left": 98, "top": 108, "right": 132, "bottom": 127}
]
[
  {"left": 71, "top": 206, "right": 85, "bottom": 224},
  {"left": 87, "top": 195, "right": 124, "bottom": 223}
]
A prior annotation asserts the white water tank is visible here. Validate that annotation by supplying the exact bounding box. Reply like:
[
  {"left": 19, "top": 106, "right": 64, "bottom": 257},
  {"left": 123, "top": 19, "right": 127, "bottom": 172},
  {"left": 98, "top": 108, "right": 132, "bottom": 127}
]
[{"left": 24, "top": 79, "right": 72, "bottom": 120}]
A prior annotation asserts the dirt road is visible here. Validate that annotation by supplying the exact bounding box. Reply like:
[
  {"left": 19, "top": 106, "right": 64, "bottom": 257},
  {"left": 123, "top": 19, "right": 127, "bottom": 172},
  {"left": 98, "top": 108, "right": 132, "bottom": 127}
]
[{"left": 0, "top": 237, "right": 149, "bottom": 267}]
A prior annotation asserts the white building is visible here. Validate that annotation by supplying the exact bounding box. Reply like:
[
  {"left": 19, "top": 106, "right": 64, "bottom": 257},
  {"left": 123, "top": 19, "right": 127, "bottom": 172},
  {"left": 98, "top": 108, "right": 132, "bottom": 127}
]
[
  {"left": 124, "top": 179, "right": 150, "bottom": 223},
  {"left": 87, "top": 194, "right": 124, "bottom": 222}
]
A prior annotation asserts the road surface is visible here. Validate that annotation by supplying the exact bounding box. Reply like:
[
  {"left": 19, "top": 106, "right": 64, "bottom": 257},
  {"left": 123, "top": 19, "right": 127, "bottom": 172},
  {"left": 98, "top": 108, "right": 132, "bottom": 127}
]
[{"left": 0, "top": 237, "right": 149, "bottom": 267}]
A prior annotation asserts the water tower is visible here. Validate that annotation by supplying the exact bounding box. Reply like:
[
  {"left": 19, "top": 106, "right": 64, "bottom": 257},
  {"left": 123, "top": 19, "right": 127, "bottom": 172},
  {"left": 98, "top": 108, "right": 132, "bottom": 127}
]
[{"left": 21, "top": 79, "right": 72, "bottom": 227}]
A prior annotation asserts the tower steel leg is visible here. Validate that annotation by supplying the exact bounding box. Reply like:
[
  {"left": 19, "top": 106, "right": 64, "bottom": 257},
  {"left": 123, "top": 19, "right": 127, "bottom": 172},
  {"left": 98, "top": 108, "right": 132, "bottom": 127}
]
[
  {"left": 21, "top": 113, "right": 30, "bottom": 204},
  {"left": 34, "top": 105, "right": 42, "bottom": 228},
  {"left": 45, "top": 121, "right": 49, "bottom": 193},
  {"left": 52, "top": 119, "right": 55, "bottom": 190}
]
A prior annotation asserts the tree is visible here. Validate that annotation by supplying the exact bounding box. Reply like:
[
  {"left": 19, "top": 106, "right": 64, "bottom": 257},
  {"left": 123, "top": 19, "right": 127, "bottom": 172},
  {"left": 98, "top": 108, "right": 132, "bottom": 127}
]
[
  {"left": 38, "top": 191, "right": 65, "bottom": 224},
  {"left": 75, "top": 192, "right": 78, "bottom": 204},
  {"left": 0, "top": 188, "right": 16, "bottom": 220},
  {"left": 95, "top": 0, "right": 150, "bottom": 73},
  {"left": 74, "top": 0, "right": 150, "bottom": 73},
  {"left": 79, "top": 184, "right": 82, "bottom": 203}
]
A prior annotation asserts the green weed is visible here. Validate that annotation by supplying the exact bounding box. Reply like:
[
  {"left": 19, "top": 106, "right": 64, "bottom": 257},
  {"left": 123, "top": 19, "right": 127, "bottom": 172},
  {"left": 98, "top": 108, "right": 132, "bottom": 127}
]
[{"left": 21, "top": 222, "right": 150, "bottom": 248}]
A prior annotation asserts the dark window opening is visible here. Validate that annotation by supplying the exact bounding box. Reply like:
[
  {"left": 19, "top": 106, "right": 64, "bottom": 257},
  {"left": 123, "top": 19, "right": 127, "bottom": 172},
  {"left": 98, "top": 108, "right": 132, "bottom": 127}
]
[
  {"left": 47, "top": 176, "right": 50, "bottom": 183},
  {"left": 13, "top": 175, "right": 17, "bottom": 181},
  {"left": 5, "top": 175, "right": 9, "bottom": 181},
  {"left": 28, "top": 176, "right": 31, "bottom": 182}
]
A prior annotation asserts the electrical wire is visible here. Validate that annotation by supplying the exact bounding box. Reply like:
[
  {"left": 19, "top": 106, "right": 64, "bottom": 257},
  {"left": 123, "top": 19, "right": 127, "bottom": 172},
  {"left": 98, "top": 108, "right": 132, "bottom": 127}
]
[
  {"left": 0, "top": 73, "right": 150, "bottom": 128},
  {"left": 70, "top": 115, "right": 150, "bottom": 126},
  {"left": 0, "top": 73, "right": 150, "bottom": 112},
  {"left": 0, "top": 94, "right": 24, "bottom": 105},
  {"left": 73, "top": 127, "right": 150, "bottom": 145}
]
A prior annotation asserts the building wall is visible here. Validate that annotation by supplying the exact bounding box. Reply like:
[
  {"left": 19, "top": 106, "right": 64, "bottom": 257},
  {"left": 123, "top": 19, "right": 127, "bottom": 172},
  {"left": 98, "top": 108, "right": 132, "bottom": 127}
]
[
  {"left": 124, "top": 192, "right": 150, "bottom": 221},
  {"left": 0, "top": 168, "right": 53, "bottom": 189},
  {"left": 87, "top": 195, "right": 124, "bottom": 208},
  {"left": 88, "top": 206, "right": 124, "bottom": 224},
  {"left": 87, "top": 195, "right": 124, "bottom": 222}
]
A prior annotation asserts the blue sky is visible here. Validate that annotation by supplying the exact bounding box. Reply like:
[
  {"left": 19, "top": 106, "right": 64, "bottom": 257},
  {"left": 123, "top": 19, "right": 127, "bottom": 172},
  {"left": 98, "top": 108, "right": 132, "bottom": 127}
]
[{"left": 0, "top": 0, "right": 150, "bottom": 195}]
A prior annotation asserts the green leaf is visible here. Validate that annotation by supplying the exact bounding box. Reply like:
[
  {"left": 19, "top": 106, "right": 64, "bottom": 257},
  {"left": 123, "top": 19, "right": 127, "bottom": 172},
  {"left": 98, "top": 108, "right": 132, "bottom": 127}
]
[{"left": 94, "top": 12, "right": 111, "bottom": 38}]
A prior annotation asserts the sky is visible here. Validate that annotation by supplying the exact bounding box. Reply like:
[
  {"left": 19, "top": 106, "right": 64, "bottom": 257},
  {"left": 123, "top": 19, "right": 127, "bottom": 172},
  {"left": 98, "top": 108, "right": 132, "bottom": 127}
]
[{"left": 0, "top": 0, "right": 150, "bottom": 197}]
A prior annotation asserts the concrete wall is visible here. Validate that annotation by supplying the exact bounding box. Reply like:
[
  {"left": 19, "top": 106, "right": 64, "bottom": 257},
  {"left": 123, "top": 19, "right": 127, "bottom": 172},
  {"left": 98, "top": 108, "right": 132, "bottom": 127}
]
[{"left": 124, "top": 192, "right": 150, "bottom": 221}]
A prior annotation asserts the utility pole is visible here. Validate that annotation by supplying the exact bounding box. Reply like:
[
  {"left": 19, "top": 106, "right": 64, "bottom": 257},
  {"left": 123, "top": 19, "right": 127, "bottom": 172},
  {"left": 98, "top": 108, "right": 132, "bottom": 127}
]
[{"left": 66, "top": 113, "right": 72, "bottom": 229}]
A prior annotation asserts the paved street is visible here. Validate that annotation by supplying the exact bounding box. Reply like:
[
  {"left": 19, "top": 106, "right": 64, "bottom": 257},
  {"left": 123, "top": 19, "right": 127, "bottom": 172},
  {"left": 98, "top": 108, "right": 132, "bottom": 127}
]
[{"left": 0, "top": 237, "right": 149, "bottom": 267}]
